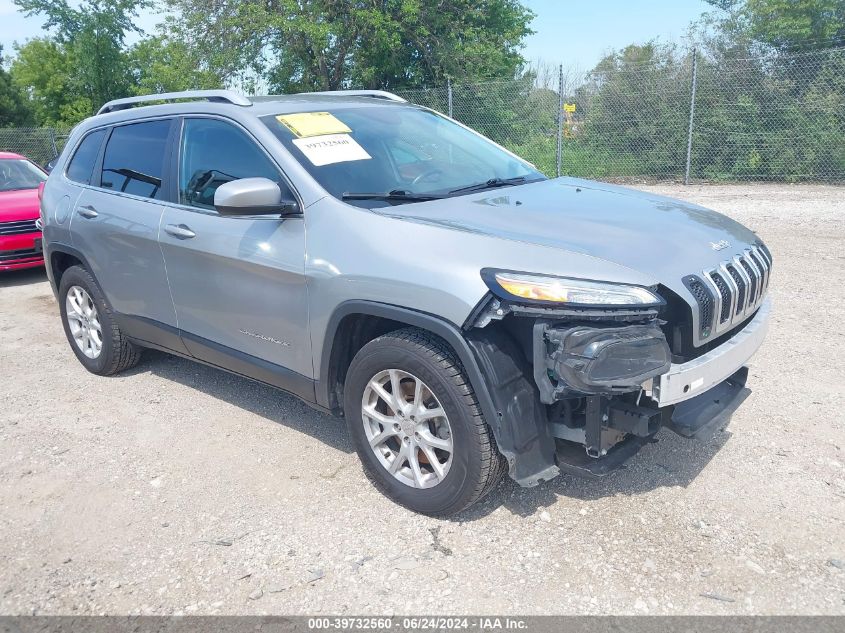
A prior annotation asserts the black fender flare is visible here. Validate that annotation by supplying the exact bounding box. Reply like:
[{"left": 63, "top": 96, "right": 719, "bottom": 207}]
[
  {"left": 318, "top": 300, "right": 559, "bottom": 487},
  {"left": 43, "top": 242, "right": 97, "bottom": 298}
]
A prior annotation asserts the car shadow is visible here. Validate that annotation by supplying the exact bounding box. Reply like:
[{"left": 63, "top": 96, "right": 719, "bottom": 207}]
[
  {"left": 0, "top": 267, "right": 47, "bottom": 288},
  {"left": 121, "top": 348, "right": 732, "bottom": 519},
  {"left": 458, "top": 428, "right": 732, "bottom": 521},
  {"left": 123, "top": 349, "right": 354, "bottom": 455}
]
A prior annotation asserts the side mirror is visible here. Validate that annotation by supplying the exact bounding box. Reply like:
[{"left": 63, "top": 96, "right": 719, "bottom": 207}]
[
  {"left": 214, "top": 177, "right": 300, "bottom": 217},
  {"left": 45, "top": 157, "right": 58, "bottom": 174}
]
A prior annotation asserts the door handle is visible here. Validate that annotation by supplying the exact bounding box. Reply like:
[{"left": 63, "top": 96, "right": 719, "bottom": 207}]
[
  {"left": 77, "top": 205, "right": 98, "bottom": 219},
  {"left": 164, "top": 224, "right": 196, "bottom": 239}
]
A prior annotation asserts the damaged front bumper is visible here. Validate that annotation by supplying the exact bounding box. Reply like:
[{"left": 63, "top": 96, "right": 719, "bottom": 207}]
[
  {"left": 529, "top": 298, "right": 770, "bottom": 476},
  {"left": 465, "top": 294, "right": 770, "bottom": 487},
  {"left": 653, "top": 299, "right": 771, "bottom": 406}
]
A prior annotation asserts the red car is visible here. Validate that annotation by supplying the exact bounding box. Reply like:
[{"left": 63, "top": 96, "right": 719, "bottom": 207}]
[{"left": 0, "top": 152, "right": 48, "bottom": 271}]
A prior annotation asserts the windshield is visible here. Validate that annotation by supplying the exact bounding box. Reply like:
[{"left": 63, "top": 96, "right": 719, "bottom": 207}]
[
  {"left": 0, "top": 159, "right": 47, "bottom": 192},
  {"left": 261, "top": 105, "right": 545, "bottom": 207}
]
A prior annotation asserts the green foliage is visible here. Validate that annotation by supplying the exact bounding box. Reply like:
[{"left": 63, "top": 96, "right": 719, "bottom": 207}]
[
  {"left": 683, "top": 1, "right": 845, "bottom": 179},
  {"left": 2, "top": 0, "right": 842, "bottom": 184},
  {"left": 487, "top": 2, "right": 845, "bottom": 183},
  {"left": 128, "top": 36, "right": 223, "bottom": 94},
  {"left": 162, "top": 0, "right": 534, "bottom": 93},
  {"left": 12, "top": 0, "right": 148, "bottom": 121},
  {"left": 471, "top": 36, "right": 844, "bottom": 182},
  {"left": 11, "top": 38, "right": 91, "bottom": 127},
  {"left": 576, "top": 43, "right": 691, "bottom": 179},
  {"left": 746, "top": 0, "right": 845, "bottom": 50},
  {"left": 0, "top": 46, "right": 34, "bottom": 127},
  {"left": 705, "top": 0, "right": 845, "bottom": 51}
]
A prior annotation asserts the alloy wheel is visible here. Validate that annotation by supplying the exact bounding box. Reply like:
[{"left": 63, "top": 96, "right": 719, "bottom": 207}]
[
  {"left": 65, "top": 285, "right": 103, "bottom": 359},
  {"left": 361, "top": 369, "right": 454, "bottom": 489}
]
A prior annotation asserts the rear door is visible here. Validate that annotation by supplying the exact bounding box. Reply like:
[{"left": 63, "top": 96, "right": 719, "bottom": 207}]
[
  {"left": 158, "top": 116, "right": 311, "bottom": 388},
  {"left": 69, "top": 118, "right": 179, "bottom": 342}
]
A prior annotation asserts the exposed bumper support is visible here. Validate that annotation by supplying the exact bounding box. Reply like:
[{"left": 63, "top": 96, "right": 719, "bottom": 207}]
[
  {"left": 654, "top": 298, "right": 771, "bottom": 406},
  {"left": 556, "top": 367, "right": 750, "bottom": 478}
]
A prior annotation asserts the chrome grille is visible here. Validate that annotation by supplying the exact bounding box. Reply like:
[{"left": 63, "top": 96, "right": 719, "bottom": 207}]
[
  {"left": 692, "top": 245, "right": 772, "bottom": 339},
  {"left": 685, "top": 276, "right": 714, "bottom": 338},
  {"left": 725, "top": 264, "right": 746, "bottom": 316},
  {"left": 739, "top": 258, "right": 758, "bottom": 303},
  {"left": 710, "top": 271, "right": 732, "bottom": 323},
  {"left": 0, "top": 219, "right": 39, "bottom": 236}
]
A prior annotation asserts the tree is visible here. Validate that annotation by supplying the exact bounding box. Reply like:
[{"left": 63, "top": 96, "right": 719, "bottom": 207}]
[
  {"left": 11, "top": 38, "right": 90, "bottom": 127},
  {"left": 162, "top": 0, "right": 535, "bottom": 93},
  {"left": 573, "top": 43, "right": 693, "bottom": 179},
  {"left": 13, "top": 0, "right": 149, "bottom": 112},
  {"left": 0, "top": 45, "right": 34, "bottom": 126},
  {"left": 128, "top": 36, "right": 223, "bottom": 95},
  {"left": 704, "top": 0, "right": 845, "bottom": 51}
]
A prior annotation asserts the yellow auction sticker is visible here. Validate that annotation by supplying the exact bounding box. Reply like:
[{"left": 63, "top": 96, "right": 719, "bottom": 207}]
[{"left": 276, "top": 112, "right": 352, "bottom": 138}]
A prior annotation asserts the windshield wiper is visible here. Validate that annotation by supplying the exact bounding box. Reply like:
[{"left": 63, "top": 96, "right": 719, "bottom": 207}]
[
  {"left": 448, "top": 176, "right": 534, "bottom": 195},
  {"left": 342, "top": 189, "right": 445, "bottom": 203}
]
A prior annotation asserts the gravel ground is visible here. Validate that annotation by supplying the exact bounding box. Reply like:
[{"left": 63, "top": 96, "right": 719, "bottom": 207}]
[{"left": 0, "top": 183, "right": 843, "bottom": 616}]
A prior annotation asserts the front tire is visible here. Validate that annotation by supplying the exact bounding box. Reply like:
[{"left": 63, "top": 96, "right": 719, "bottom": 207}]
[
  {"left": 58, "top": 265, "right": 141, "bottom": 375},
  {"left": 343, "top": 328, "right": 505, "bottom": 516}
]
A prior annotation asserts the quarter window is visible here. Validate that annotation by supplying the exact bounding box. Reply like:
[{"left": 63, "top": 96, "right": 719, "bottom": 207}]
[
  {"left": 100, "top": 120, "right": 171, "bottom": 199},
  {"left": 66, "top": 129, "right": 106, "bottom": 184},
  {"left": 179, "top": 118, "right": 289, "bottom": 210}
]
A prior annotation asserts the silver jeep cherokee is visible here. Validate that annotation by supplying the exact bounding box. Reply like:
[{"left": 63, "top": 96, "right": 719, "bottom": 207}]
[{"left": 41, "top": 89, "right": 771, "bottom": 515}]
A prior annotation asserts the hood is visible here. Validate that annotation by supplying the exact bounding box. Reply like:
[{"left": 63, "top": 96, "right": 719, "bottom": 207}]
[
  {"left": 0, "top": 188, "right": 40, "bottom": 222},
  {"left": 382, "top": 177, "right": 762, "bottom": 291}
]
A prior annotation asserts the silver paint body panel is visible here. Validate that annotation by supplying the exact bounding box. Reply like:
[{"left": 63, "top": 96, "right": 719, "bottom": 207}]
[{"left": 43, "top": 94, "right": 770, "bottom": 387}]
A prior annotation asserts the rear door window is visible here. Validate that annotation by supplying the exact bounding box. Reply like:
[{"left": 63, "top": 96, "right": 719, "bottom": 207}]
[
  {"left": 100, "top": 120, "right": 171, "bottom": 200},
  {"left": 66, "top": 129, "right": 106, "bottom": 184}
]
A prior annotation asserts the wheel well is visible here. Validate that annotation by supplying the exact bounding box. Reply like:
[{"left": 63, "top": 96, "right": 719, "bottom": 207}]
[
  {"left": 325, "top": 313, "right": 416, "bottom": 414},
  {"left": 50, "top": 251, "right": 83, "bottom": 285}
]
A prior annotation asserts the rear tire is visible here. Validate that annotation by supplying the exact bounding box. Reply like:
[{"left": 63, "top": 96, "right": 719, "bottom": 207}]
[
  {"left": 343, "top": 327, "right": 505, "bottom": 516},
  {"left": 58, "top": 265, "right": 141, "bottom": 375}
]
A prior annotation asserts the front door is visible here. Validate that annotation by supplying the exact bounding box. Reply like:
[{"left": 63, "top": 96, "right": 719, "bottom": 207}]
[
  {"left": 69, "top": 119, "right": 179, "bottom": 338},
  {"left": 158, "top": 117, "right": 312, "bottom": 391}
]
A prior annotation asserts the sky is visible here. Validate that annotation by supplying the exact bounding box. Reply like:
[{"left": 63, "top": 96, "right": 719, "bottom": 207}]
[
  {"left": 522, "top": 0, "right": 713, "bottom": 70},
  {"left": 0, "top": 0, "right": 713, "bottom": 71}
]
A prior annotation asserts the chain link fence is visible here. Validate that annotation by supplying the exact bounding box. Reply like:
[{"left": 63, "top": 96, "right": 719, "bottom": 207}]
[
  {"left": 399, "top": 46, "right": 845, "bottom": 183},
  {"left": 0, "top": 127, "right": 71, "bottom": 168},
  {"left": 0, "top": 47, "right": 842, "bottom": 182}
]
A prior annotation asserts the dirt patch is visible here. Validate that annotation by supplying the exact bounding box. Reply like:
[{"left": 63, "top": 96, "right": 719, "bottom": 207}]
[{"left": 0, "top": 184, "right": 843, "bottom": 615}]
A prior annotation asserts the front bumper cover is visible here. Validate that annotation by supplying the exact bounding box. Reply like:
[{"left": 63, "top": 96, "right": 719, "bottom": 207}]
[{"left": 653, "top": 298, "right": 771, "bottom": 406}]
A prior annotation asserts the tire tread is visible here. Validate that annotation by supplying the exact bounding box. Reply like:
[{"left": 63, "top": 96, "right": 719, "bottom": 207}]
[
  {"left": 351, "top": 327, "right": 506, "bottom": 516},
  {"left": 61, "top": 265, "right": 141, "bottom": 375}
]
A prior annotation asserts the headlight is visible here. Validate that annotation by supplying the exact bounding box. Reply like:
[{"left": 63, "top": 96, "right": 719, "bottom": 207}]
[{"left": 483, "top": 270, "right": 663, "bottom": 308}]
